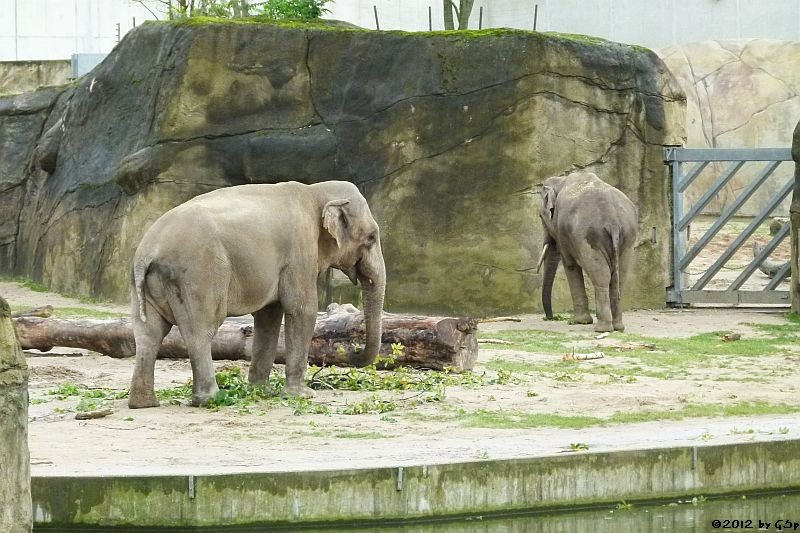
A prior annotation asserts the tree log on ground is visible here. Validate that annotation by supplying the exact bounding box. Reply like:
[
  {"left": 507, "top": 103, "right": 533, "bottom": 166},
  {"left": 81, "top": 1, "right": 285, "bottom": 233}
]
[
  {"left": 13, "top": 307, "right": 479, "bottom": 372},
  {"left": 752, "top": 242, "right": 789, "bottom": 279}
]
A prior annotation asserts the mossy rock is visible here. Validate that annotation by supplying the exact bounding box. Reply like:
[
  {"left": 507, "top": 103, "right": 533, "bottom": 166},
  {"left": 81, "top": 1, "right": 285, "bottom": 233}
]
[{"left": 0, "top": 21, "right": 684, "bottom": 315}]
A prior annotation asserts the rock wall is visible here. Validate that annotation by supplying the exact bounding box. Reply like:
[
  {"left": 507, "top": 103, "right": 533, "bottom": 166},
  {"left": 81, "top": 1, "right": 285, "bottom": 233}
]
[
  {"left": 0, "top": 297, "right": 32, "bottom": 533},
  {"left": 658, "top": 39, "right": 800, "bottom": 216},
  {"left": 0, "top": 60, "right": 71, "bottom": 95},
  {"left": 0, "top": 21, "right": 685, "bottom": 316}
]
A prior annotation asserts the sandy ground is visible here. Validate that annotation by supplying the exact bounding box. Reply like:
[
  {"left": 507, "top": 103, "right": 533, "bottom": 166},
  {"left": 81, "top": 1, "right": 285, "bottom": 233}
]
[{"left": 3, "top": 281, "right": 799, "bottom": 477}]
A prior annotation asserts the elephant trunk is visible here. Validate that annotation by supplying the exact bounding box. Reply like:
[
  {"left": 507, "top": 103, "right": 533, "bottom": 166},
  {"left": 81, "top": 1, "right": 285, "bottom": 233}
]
[
  {"left": 350, "top": 245, "right": 386, "bottom": 367},
  {"left": 541, "top": 242, "right": 560, "bottom": 319}
]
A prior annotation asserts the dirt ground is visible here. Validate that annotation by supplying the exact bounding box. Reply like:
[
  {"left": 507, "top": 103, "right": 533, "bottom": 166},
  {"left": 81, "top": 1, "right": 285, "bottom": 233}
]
[{"left": 3, "top": 280, "right": 799, "bottom": 477}]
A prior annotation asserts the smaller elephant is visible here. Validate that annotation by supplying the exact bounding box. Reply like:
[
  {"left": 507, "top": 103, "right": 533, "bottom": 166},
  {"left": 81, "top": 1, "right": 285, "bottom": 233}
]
[{"left": 537, "top": 171, "right": 637, "bottom": 332}]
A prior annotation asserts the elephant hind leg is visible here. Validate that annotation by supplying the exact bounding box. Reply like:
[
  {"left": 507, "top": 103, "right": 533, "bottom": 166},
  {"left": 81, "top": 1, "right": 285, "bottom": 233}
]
[
  {"left": 249, "top": 302, "right": 283, "bottom": 388},
  {"left": 611, "top": 247, "right": 633, "bottom": 332},
  {"left": 588, "top": 266, "right": 613, "bottom": 333},
  {"left": 129, "top": 298, "right": 172, "bottom": 409},
  {"left": 180, "top": 330, "right": 220, "bottom": 407},
  {"left": 170, "top": 286, "right": 225, "bottom": 407},
  {"left": 562, "top": 261, "right": 592, "bottom": 325},
  {"left": 610, "top": 270, "right": 625, "bottom": 331},
  {"left": 593, "top": 287, "right": 614, "bottom": 333}
]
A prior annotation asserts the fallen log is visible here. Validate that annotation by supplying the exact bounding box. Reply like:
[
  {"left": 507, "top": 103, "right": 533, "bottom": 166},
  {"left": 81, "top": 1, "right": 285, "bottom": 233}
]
[
  {"left": 752, "top": 242, "right": 789, "bottom": 280},
  {"left": 13, "top": 308, "right": 479, "bottom": 372}
]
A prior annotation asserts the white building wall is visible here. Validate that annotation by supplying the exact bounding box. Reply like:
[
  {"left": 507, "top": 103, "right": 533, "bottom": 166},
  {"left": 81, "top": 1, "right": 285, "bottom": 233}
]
[
  {"left": 2, "top": 0, "right": 800, "bottom": 61},
  {"left": 330, "top": 0, "right": 800, "bottom": 47},
  {"left": 0, "top": 0, "right": 156, "bottom": 60}
]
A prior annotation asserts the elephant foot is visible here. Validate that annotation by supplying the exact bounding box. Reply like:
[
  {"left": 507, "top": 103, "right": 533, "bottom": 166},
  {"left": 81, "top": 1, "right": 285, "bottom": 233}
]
[
  {"left": 247, "top": 370, "right": 273, "bottom": 387},
  {"left": 128, "top": 391, "right": 159, "bottom": 409},
  {"left": 191, "top": 384, "right": 220, "bottom": 407},
  {"left": 594, "top": 321, "right": 614, "bottom": 333},
  {"left": 570, "top": 314, "right": 593, "bottom": 325},
  {"left": 613, "top": 321, "right": 625, "bottom": 332},
  {"left": 282, "top": 384, "right": 316, "bottom": 399}
]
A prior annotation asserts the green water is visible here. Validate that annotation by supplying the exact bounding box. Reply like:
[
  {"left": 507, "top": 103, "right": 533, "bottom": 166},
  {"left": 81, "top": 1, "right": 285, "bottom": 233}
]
[{"left": 35, "top": 491, "right": 800, "bottom": 532}]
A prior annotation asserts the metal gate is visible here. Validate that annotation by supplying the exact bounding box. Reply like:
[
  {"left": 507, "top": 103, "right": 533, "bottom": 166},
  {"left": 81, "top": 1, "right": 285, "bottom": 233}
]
[{"left": 665, "top": 147, "right": 794, "bottom": 306}]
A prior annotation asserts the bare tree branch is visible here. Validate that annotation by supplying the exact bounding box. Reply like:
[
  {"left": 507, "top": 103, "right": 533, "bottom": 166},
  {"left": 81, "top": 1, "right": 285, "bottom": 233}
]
[{"left": 134, "top": 0, "right": 160, "bottom": 19}]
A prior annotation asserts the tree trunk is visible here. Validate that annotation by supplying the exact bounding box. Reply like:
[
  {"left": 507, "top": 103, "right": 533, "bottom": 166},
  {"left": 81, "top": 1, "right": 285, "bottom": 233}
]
[
  {"left": 14, "top": 310, "right": 479, "bottom": 372},
  {"left": 457, "top": 0, "right": 474, "bottom": 29},
  {"left": 0, "top": 297, "right": 32, "bottom": 533},
  {"left": 443, "top": 0, "right": 455, "bottom": 29}
]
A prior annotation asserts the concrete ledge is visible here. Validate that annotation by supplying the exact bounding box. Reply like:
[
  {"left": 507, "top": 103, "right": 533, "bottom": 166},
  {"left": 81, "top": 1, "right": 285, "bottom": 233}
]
[{"left": 31, "top": 439, "right": 800, "bottom": 528}]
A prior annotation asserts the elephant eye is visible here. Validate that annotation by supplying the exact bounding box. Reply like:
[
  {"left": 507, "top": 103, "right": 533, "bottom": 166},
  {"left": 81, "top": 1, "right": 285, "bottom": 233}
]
[{"left": 365, "top": 233, "right": 377, "bottom": 246}]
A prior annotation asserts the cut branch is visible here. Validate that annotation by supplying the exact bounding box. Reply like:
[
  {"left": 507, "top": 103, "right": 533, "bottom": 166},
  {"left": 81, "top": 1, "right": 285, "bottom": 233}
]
[{"left": 14, "top": 310, "right": 479, "bottom": 372}]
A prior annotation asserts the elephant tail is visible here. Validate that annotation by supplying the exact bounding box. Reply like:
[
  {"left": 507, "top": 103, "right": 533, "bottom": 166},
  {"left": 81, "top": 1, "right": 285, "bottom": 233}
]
[{"left": 133, "top": 256, "right": 151, "bottom": 323}]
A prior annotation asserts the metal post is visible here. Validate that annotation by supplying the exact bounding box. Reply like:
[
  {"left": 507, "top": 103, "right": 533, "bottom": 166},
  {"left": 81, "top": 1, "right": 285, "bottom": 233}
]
[
  {"left": 373, "top": 5, "right": 380, "bottom": 30},
  {"left": 116, "top": 23, "right": 121, "bottom": 43},
  {"left": 533, "top": 3, "right": 538, "bottom": 31},
  {"left": 667, "top": 148, "right": 685, "bottom": 305},
  {"left": 133, "top": 16, "right": 136, "bottom": 28},
  {"left": 479, "top": 6, "right": 483, "bottom": 29},
  {"left": 429, "top": 6, "right": 432, "bottom": 31}
]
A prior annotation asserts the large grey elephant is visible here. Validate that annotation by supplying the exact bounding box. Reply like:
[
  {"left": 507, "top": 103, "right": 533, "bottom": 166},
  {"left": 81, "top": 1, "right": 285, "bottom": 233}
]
[
  {"left": 537, "top": 171, "right": 637, "bottom": 332},
  {"left": 128, "top": 181, "right": 386, "bottom": 408}
]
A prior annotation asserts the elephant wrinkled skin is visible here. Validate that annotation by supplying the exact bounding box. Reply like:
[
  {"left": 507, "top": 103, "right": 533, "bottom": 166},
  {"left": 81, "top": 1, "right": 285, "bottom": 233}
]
[
  {"left": 538, "top": 171, "right": 637, "bottom": 333},
  {"left": 128, "top": 181, "right": 386, "bottom": 408}
]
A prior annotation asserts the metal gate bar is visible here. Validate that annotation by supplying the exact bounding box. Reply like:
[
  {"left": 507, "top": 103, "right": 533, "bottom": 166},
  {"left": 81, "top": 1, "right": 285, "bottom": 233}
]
[
  {"left": 665, "top": 147, "right": 793, "bottom": 306},
  {"left": 731, "top": 221, "right": 791, "bottom": 290},
  {"left": 691, "top": 177, "right": 792, "bottom": 290},
  {"left": 680, "top": 160, "right": 782, "bottom": 271}
]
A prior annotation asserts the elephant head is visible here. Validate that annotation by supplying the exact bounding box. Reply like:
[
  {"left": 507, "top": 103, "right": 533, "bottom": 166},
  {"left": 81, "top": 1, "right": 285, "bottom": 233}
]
[
  {"left": 322, "top": 189, "right": 386, "bottom": 367},
  {"left": 537, "top": 176, "right": 565, "bottom": 320}
]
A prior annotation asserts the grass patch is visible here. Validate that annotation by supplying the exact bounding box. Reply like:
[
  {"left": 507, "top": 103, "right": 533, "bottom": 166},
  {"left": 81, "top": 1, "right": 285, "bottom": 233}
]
[
  {"left": 479, "top": 329, "right": 588, "bottom": 354},
  {"left": 1, "top": 276, "right": 120, "bottom": 308},
  {"left": 0, "top": 276, "right": 50, "bottom": 292},
  {"left": 333, "top": 430, "right": 389, "bottom": 439},
  {"left": 460, "top": 409, "right": 602, "bottom": 429},
  {"left": 484, "top": 321, "right": 800, "bottom": 377},
  {"left": 456, "top": 401, "right": 800, "bottom": 430}
]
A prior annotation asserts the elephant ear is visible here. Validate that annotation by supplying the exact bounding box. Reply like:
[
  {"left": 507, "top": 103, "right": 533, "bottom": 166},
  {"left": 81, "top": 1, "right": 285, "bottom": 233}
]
[
  {"left": 542, "top": 185, "right": 556, "bottom": 221},
  {"left": 322, "top": 199, "right": 351, "bottom": 248}
]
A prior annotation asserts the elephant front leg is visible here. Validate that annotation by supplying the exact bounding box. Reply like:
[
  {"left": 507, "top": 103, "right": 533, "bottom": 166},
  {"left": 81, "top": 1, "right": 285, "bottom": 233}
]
[
  {"left": 282, "top": 307, "right": 317, "bottom": 399},
  {"left": 248, "top": 302, "right": 283, "bottom": 392},
  {"left": 563, "top": 263, "right": 592, "bottom": 325}
]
